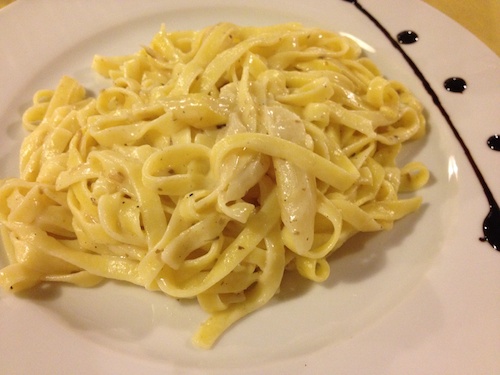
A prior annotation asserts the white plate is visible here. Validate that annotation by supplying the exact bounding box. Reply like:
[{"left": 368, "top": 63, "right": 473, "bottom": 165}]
[{"left": 0, "top": 0, "right": 499, "bottom": 374}]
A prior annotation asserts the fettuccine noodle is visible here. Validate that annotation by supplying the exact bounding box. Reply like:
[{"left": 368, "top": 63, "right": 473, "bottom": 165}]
[{"left": 0, "top": 23, "right": 429, "bottom": 349}]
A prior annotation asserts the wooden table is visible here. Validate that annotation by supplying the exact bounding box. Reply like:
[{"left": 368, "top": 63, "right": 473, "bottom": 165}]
[
  {"left": 0, "top": 0, "right": 498, "bottom": 55},
  {"left": 423, "top": 0, "right": 499, "bottom": 56}
]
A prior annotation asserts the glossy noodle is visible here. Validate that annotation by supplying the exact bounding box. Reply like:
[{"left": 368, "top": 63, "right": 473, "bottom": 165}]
[{"left": 0, "top": 23, "right": 429, "bottom": 349}]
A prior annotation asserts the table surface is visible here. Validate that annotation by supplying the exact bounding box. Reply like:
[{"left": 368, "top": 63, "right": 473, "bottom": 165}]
[
  {"left": 423, "top": 0, "right": 499, "bottom": 56},
  {"left": 0, "top": 0, "right": 498, "bottom": 55}
]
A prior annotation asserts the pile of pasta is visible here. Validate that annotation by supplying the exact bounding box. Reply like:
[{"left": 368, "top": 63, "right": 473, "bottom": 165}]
[{"left": 0, "top": 23, "right": 429, "bottom": 348}]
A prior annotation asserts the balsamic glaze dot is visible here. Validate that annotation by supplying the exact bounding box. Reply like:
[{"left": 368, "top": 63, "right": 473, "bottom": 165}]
[
  {"left": 444, "top": 77, "right": 467, "bottom": 93},
  {"left": 346, "top": 0, "right": 498, "bottom": 251},
  {"left": 397, "top": 30, "right": 419, "bottom": 44},
  {"left": 487, "top": 135, "right": 500, "bottom": 151},
  {"left": 482, "top": 204, "right": 500, "bottom": 250}
]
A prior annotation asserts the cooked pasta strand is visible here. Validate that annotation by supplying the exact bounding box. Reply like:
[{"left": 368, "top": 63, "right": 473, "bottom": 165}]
[{"left": 0, "top": 22, "right": 428, "bottom": 349}]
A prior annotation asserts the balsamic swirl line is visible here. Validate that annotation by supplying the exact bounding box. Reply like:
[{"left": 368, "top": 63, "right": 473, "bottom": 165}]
[{"left": 344, "top": 0, "right": 499, "bottom": 251}]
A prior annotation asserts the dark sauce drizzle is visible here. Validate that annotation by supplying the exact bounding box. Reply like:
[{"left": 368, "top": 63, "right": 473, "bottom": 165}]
[
  {"left": 397, "top": 30, "right": 419, "bottom": 44},
  {"left": 444, "top": 77, "right": 467, "bottom": 93},
  {"left": 343, "top": 0, "right": 500, "bottom": 251},
  {"left": 487, "top": 135, "right": 500, "bottom": 151}
]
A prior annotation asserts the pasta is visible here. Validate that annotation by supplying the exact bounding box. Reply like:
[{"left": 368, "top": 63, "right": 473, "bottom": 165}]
[{"left": 0, "top": 23, "right": 429, "bottom": 349}]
